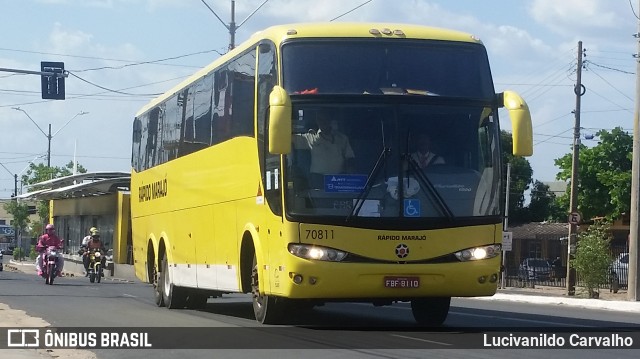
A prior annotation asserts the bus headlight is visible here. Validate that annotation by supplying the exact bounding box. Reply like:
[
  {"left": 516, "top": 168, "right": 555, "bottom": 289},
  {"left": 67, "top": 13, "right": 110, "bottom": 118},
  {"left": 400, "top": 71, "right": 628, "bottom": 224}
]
[
  {"left": 289, "top": 244, "right": 348, "bottom": 262},
  {"left": 454, "top": 244, "right": 500, "bottom": 261}
]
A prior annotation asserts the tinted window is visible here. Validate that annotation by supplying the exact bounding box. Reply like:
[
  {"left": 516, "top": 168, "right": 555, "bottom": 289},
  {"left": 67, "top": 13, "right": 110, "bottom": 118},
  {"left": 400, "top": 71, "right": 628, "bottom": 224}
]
[{"left": 282, "top": 40, "right": 494, "bottom": 99}]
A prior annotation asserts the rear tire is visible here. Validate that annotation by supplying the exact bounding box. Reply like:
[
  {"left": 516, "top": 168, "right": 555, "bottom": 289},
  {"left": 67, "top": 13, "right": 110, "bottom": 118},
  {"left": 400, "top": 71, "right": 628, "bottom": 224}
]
[
  {"left": 411, "top": 297, "right": 450, "bottom": 326},
  {"left": 152, "top": 258, "right": 164, "bottom": 307},
  {"left": 251, "top": 253, "right": 283, "bottom": 324},
  {"left": 160, "top": 252, "right": 187, "bottom": 309}
]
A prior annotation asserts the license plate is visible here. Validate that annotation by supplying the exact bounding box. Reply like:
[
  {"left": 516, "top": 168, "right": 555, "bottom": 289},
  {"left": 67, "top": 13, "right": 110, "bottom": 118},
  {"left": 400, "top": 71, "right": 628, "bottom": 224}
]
[{"left": 384, "top": 276, "right": 420, "bottom": 288}]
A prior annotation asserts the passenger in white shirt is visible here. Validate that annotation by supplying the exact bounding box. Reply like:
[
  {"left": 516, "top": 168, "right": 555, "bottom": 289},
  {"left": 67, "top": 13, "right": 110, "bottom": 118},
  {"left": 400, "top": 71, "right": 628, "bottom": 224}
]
[
  {"left": 411, "top": 133, "right": 445, "bottom": 169},
  {"left": 293, "top": 112, "right": 355, "bottom": 186}
]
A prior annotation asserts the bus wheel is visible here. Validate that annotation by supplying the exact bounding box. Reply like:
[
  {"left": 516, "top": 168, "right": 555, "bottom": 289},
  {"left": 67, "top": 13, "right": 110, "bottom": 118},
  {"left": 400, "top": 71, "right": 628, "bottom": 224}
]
[
  {"left": 251, "top": 254, "right": 282, "bottom": 324},
  {"left": 153, "top": 259, "right": 165, "bottom": 307},
  {"left": 411, "top": 297, "right": 450, "bottom": 326},
  {"left": 160, "top": 252, "right": 187, "bottom": 309}
]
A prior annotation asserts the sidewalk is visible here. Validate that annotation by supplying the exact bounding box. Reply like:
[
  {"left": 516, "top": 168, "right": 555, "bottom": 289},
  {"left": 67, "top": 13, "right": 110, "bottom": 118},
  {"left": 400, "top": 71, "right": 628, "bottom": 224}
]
[{"left": 492, "top": 285, "right": 640, "bottom": 313}]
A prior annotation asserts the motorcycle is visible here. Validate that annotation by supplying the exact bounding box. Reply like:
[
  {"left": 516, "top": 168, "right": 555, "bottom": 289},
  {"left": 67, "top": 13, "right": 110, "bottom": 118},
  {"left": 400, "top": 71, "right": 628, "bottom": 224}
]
[
  {"left": 87, "top": 249, "right": 105, "bottom": 283},
  {"left": 41, "top": 246, "right": 61, "bottom": 285}
]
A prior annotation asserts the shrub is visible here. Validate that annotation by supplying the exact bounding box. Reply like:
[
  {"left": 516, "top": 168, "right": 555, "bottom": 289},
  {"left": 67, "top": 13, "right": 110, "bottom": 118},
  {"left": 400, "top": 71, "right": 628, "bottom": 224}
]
[
  {"left": 13, "top": 247, "right": 25, "bottom": 260},
  {"left": 29, "top": 245, "right": 38, "bottom": 260},
  {"left": 570, "top": 220, "right": 612, "bottom": 298}
]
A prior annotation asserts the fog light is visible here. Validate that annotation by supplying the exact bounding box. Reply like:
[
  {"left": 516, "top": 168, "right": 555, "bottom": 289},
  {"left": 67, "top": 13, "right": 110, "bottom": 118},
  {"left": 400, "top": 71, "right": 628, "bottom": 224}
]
[
  {"left": 489, "top": 273, "right": 498, "bottom": 283},
  {"left": 478, "top": 276, "right": 487, "bottom": 284},
  {"left": 293, "top": 274, "right": 303, "bottom": 284}
]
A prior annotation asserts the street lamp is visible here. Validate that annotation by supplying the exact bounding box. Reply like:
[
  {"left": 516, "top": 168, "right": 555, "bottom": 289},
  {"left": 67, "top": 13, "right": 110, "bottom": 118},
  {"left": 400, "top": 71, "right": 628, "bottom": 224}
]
[{"left": 12, "top": 107, "right": 88, "bottom": 168}]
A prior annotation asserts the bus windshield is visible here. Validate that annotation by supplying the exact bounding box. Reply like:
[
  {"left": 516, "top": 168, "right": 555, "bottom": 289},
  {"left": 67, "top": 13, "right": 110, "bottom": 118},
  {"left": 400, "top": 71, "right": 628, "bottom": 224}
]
[
  {"left": 282, "top": 40, "right": 494, "bottom": 99},
  {"left": 285, "top": 103, "right": 501, "bottom": 221}
]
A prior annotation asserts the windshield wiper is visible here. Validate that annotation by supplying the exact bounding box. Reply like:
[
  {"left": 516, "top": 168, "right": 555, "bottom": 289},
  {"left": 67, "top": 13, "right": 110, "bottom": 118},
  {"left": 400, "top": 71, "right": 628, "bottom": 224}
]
[
  {"left": 405, "top": 153, "right": 454, "bottom": 220},
  {"left": 347, "top": 147, "right": 390, "bottom": 222}
]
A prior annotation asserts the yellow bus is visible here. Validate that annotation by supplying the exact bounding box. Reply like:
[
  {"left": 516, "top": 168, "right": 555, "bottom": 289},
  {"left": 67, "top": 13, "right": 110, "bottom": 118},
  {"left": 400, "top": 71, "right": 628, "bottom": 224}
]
[{"left": 130, "top": 23, "right": 532, "bottom": 325}]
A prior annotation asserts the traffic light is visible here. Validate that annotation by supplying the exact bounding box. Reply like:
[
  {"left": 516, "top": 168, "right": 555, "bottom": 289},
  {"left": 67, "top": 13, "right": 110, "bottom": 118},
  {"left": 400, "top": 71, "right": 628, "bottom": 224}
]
[{"left": 41, "top": 61, "right": 65, "bottom": 100}]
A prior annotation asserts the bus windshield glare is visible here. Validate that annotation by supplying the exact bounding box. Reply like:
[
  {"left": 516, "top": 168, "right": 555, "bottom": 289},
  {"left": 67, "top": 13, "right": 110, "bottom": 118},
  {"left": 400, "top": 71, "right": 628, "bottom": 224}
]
[
  {"left": 282, "top": 40, "right": 494, "bottom": 98},
  {"left": 285, "top": 103, "right": 501, "bottom": 220}
]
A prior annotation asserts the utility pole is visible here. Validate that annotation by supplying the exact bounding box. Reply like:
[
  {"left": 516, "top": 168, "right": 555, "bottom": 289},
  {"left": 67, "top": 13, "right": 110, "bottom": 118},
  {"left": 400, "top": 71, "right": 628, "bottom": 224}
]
[
  {"left": 628, "top": 0, "right": 640, "bottom": 302},
  {"left": 229, "top": 0, "right": 236, "bottom": 51},
  {"left": 200, "top": 0, "right": 269, "bottom": 51},
  {"left": 47, "top": 124, "right": 52, "bottom": 167},
  {"left": 566, "top": 41, "right": 585, "bottom": 296},
  {"left": 13, "top": 174, "right": 18, "bottom": 260}
]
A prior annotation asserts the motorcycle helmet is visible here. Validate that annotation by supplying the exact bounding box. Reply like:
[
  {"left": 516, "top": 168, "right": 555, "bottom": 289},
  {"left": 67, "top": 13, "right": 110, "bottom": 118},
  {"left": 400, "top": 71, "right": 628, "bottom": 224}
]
[
  {"left": 90, "top": 227, "right": 99, "bottom": 235},
  {"left": 45, "top": 224, "right": 55, "bottom": 230}
]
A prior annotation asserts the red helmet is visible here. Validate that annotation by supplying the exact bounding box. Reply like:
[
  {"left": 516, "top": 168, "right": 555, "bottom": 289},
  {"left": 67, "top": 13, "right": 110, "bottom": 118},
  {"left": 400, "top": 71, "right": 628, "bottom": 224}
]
[{"left": 45, "top": 224, "right": 55, "bottom": 230}]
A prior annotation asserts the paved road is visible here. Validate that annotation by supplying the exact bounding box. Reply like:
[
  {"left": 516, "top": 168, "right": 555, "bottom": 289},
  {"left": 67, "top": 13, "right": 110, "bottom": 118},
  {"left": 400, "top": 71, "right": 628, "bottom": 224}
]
[{"left": 0, "top": 263, "right": 640, "bottom": 359}]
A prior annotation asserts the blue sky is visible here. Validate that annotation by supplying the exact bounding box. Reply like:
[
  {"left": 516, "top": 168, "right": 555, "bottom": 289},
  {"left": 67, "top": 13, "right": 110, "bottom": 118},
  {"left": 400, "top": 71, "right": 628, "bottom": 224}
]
[{"left": 0, "top": 0, "right": 637, "bottom": 199}]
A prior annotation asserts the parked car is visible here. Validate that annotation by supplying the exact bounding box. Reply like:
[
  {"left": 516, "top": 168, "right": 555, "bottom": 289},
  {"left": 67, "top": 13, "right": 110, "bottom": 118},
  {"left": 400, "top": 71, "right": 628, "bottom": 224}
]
[
  {"left": 518, "top": 258, "right": 552, "bottom": 281},
  {"left": 0, "top": 251, "right": 3, "bottom": 271},
  {"left": 610, "top": 252, "right": 629, "bottom": 290}
]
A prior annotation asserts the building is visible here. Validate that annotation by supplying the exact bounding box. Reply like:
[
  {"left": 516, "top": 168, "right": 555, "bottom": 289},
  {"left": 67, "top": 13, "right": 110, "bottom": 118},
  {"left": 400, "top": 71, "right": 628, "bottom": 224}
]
[{"left": 18, "top": 172, "right": 132, "bottom": 268}]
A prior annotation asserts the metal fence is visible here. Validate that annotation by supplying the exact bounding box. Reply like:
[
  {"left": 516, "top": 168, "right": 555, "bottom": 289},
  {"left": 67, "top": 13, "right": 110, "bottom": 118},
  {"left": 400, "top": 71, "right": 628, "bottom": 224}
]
[{"left": 502, "top": 247, "right": 629, "bottom": 292}]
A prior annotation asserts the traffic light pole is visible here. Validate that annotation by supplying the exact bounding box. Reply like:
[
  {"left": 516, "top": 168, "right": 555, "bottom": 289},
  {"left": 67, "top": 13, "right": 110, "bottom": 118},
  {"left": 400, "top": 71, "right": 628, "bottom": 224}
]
[{"left": 0, "top": 67, "right": 67, "bottom": 78}]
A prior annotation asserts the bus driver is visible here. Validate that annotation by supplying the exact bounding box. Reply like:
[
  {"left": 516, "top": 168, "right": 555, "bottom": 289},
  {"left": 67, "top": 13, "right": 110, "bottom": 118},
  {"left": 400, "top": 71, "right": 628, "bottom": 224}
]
[{"left": 293, "top": 111, "right": 355, "bottom": 186}]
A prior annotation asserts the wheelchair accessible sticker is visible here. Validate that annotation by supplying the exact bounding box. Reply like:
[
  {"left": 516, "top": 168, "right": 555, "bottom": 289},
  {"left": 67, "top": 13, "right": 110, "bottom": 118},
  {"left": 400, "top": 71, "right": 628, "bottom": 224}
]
[{"left": 404, "top": 199, "right": 421, "bottom": 217}]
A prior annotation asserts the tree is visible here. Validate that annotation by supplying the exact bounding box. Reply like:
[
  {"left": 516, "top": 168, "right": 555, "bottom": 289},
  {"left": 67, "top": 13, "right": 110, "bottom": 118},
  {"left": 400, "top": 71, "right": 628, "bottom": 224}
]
[
  {"left": 2, "top": 200, "right": 30, "bottom": 234},
  {"left": 570, "top": 219, "right": 612, "bottom": 298},
  {"left": 20, "top": 161, "right": 87, "bottom": 226},
  {"left": 501, "top": 131, "right": 533, "bottom": 224},
  {"left": 554, "top": 127, "right": 632, "bottom": 221},
  {"left": 528, "top": 180, "right": 564, "bottom": 222}
]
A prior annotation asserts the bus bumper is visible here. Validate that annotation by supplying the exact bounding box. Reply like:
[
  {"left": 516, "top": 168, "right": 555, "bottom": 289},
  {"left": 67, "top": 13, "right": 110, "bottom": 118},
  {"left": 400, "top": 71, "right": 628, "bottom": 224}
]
[{"left": 269, "top": 256, "right": 500, "bottom": 299}]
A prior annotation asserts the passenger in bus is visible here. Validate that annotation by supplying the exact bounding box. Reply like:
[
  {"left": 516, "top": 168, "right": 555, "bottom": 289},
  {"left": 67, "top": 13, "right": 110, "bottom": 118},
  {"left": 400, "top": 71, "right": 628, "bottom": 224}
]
[
  {"left": 293, "top": 111, "right": 355, "bottom": 187},
  {"left": 411, "top": 133, "right": 445, "bottom": 169}
]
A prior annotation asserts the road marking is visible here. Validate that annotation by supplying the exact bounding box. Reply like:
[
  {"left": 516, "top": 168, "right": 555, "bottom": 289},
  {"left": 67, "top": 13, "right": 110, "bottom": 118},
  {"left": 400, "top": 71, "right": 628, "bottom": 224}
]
[
  {"left": 122, "top": 293, "right": 137, "bottom": 298},
  {"left": 390, "top": 334, "right": 452, "bottom": 346}
]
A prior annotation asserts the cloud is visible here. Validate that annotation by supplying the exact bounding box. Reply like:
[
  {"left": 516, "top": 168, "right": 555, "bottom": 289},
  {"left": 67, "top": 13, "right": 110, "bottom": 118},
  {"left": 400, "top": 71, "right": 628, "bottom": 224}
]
[{"left": 529, "top": 0, "right": 630, "bottom": 35}]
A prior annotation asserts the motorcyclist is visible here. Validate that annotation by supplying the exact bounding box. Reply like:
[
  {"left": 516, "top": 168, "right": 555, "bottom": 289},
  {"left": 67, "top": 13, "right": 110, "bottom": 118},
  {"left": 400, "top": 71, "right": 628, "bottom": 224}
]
[
  {"left": 82, "top": 229, "right": 106, "bottom": 277},
  {"left": 80, "top": 227, "right": 99, "bottom": 276},
  {"left": 82, "top": 227, "right": 98, "bottom": 247},
  {"left": 36, "top": 224, "right": 64, "bottom": 277}
]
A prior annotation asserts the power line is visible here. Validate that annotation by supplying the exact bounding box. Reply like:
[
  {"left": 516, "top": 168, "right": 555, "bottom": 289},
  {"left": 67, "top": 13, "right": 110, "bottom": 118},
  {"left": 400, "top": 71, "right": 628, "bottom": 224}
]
[
  {"left": 587, "top": 60, "right": 635, "bottom": 75},
  {"left": 330, "top": 0, "right": 375, "bottom": 21},
  {"left": 68, "top": 72, "right": 163, "bottom": 97},
  {"left": 0, "top": 47, "right": 212, "bottom": 70}
]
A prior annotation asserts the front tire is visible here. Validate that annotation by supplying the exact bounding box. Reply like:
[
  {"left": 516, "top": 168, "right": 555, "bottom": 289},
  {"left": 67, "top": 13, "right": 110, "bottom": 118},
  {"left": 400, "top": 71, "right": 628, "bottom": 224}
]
[
  {"left": 411, "top": 297, "right": 451, "bottom": 326},
  {"left": 160, "top": 252, "right": 187, "bottom": 309},
  {"left": 95, "top": 265, "right": 101, "bottom": 283},
  {"left": 47, "top": 263, "right": 55, "bottom": 285},
  {"left": 251, "top": 253, "right": 283, "bottom": 324}
]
